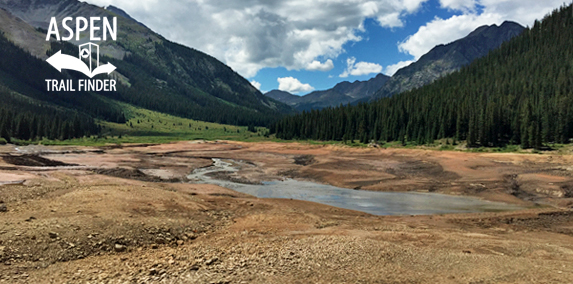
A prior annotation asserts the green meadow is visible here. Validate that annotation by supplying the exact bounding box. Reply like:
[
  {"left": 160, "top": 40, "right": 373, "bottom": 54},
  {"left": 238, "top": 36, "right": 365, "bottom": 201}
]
[{"left": 28, "top": 102, "right": 272, "bottom": 146}]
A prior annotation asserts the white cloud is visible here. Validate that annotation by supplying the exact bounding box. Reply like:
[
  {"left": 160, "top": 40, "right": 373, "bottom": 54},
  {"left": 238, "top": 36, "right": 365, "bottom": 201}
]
[
  {"left": 340, "top": 57, "right": 383, "bottom": 78},
  {"left": 85, "top": 0, "right": 564, "bottom": 82},
  {"left": 439, "top": 0, "right": 476, "bottom": 11},
  {"left": 384, "top": 60, "right": 415, "bottom": 76},
  {"left": 398, "top": 13, "right": 502, "bottom": 59},
  {"left": 377, "top": 12, "right": 404, "bottom": 28},
  {"left": 84, "top": 0, "right": 431, "bottom": 78},
  {"left": 402, "top": 0, "right": 429, "bottom": 12},
  {"left": 480, "top": 0, "right": 566, "bottom": 25},
  {"left": 306, "top": 59, "right": 334, "bottom": 72},
  {"left": 250, "top": 80, "right": 262, "bottom": 90},
  {"left": 398, "top": 0, "right": 565, "bottom": 60},
  {"left": 277, "top": 77, "right": 314, "bottom": 94}
]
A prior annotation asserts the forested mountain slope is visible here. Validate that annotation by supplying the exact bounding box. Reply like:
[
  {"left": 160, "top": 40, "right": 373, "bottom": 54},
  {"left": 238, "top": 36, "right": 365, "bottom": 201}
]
[
  {"left": 372, "top": 21, "right": 524, "bottom": 100},
  {"left": 0, "top": 0, "right": 293, "bottom": 130},
  {"left": 267, "top": 22, "right": 522, "bottom": 112},
  {"left": 0, "top": 33, "right": 102, "bottom": 142},
  {"left": 272, "top": 4, "right": 573, "bottom": 150}
]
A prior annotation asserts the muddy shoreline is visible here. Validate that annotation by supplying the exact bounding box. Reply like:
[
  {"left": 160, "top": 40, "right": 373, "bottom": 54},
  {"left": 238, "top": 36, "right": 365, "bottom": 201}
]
[{"left": 0, "top": 141, "right": 572, "bottom": 283}]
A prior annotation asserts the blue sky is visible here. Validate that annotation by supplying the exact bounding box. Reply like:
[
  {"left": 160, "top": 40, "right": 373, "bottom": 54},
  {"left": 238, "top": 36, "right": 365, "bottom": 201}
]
[
  {"left": 250, "top": 0, "right": 466, "bottom": 93},
  {"left": 85, "top": 0, "right": 566, "bottom": 95}
]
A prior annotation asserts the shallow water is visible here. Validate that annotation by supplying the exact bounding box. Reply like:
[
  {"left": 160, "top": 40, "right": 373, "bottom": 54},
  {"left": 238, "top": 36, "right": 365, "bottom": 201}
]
[{"left": 188, "top": 159, "right": 523, "bottom": 216}]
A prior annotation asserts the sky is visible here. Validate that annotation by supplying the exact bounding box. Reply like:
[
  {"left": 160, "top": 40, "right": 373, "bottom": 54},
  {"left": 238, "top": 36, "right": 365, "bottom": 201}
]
[{"left": 83, "top": 0, "right": 567, "bottom": 95}]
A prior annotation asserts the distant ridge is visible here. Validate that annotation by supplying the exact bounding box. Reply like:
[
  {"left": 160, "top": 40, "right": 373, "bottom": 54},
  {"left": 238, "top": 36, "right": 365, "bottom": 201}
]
[
  {"left": 372, "top": 21, "right": 525, "bottom": 100},
  {"left": 265, "top": 73, "right": 390, "bottom": 111}
]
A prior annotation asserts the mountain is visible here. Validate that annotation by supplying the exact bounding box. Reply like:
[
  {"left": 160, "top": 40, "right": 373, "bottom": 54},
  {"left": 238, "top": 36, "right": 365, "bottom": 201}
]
[
  {"left": 272, "top": 21, "right": 524, "bottom": 110},
  {"left": 273, "top": 4, "right": 573, "bottom": 149},
  {"left": 331, "top": 73, "right": 391, "bottom": 100},
  {"left": 265, "top": 73, "right": 390, "bottom": 111},
  {"left": 371, "top": 21, "right": 525, "bottom": 100},
  {"left": 104, "top": 5, "right": 147, "bottom": 29},
  {"left": 265, "top": 90, "right": 302, "bottom": 106},
  {"left": 0, "top": 7, "right": 50, "bottom": 59},
  {"left": 0, "top": 27, "right": 103, "bottom": 142},
  {"left": 0, "top": 0, "right": 293, "bottom": 129}
]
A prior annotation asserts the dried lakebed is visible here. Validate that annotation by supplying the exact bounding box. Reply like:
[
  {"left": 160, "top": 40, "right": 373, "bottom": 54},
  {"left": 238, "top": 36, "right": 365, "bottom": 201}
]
[{"left": 188, "top": 159, "right": 524, "bottom": 215}]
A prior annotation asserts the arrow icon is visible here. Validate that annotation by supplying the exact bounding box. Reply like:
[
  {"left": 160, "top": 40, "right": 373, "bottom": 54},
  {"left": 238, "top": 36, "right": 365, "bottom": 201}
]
[
  {"left": 46, "top": 50, "right": 116, "bottom": 78},
  {"left": 93, "top": 62, "right": 117, "bottom": 75}
]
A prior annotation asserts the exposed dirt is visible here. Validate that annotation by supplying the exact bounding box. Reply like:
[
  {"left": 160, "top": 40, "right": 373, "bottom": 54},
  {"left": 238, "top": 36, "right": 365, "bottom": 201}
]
[
  {"left": 293, "top": 155, "right": 316, "bottom": 166},
  {"left": 93, "top": 168, "right": 188, "bottom": 183},
  {"left": 0, "top": 141, "right": 572, "bottom": 283},
  {"left": 1, "top": 155, "right": 76, "bottom": 167}
]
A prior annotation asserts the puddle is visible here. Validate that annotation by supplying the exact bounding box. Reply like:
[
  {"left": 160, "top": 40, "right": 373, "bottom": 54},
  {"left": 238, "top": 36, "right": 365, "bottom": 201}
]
[{"left": 188, "top": 159, "right": 524, "bottom": 216}]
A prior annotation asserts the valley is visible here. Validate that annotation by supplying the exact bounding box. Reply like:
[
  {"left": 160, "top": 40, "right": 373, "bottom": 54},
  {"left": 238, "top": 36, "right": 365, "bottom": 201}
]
[
  {"left": 0, "top": 0, "right": 572, "bottom": 283},
  {"left": 0, "top": 141, "right": 572, "bottom": 283}
]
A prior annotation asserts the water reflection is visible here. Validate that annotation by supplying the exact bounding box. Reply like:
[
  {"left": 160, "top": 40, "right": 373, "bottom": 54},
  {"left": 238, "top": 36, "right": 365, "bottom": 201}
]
[{"left": 188, "top": 159, "right": 523, "bottom": 216}]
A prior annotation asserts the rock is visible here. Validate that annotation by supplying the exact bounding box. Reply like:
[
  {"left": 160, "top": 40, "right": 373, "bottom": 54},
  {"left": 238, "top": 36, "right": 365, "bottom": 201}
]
[
  {"left": 25, "top": 216, "right": 36, "bottom": 222},
  {"left": 205, "top": 257, "right": 218, "bottom": 265},
  {"left": 189, "top": 264, "right": 200, "bottom": 271},
  {"left": 177, "top": 240, "right": 184, "bottom": 246},
  {"left": 151, "top": 244, "right": 159, "bottom": 249},
  {"left": 149, "top": 268, "right": 158, "bottom": 275},
  {"left": 0, "top": 203, "right": 7, "bottom": 212},
  {"left": 114, "top": 244, "right": 126, "bottom": 252},
  {"left": 368, "top": 142, "right": 380, "bottom": 148},
  {"left": 48, "top": 232, "right": 58, "bottom": 239}
]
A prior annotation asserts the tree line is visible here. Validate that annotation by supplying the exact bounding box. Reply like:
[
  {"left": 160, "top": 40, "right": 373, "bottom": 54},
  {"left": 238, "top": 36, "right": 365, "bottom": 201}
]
[
  {"left": 0, "top": 33, "right": 107, "bottom": 141},
  {"left": 272, "top": 4, "right": 573, "bottom": 149},
  {"left": 99, "top": 38, "right": 291, "bottom": 127},
  {"left": 0, "top": 84, "right": 100, "bottom": 142},
  {"left": 0, "top": 107, "right": 100, "bottom": 142}
]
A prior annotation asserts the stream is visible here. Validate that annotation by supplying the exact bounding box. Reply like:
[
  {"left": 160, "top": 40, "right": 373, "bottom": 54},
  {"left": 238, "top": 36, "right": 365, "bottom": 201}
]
[{"left": 188, "top": 159, "right": 523, "bottom": 216}]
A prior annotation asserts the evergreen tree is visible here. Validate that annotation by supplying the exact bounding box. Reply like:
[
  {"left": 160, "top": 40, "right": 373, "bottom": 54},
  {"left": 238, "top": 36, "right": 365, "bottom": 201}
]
[{"left": 272, "top": 4, "right": 573, "bottom": 149}]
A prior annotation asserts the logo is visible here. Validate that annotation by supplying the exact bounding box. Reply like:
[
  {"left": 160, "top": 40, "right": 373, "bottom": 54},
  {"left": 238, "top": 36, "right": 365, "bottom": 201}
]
[
  {"left": 44, "top": 17, "right": 118, "bottom": 92},
  {"left": 46, "top": 43, "right": 116, "bottom": 78}
]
